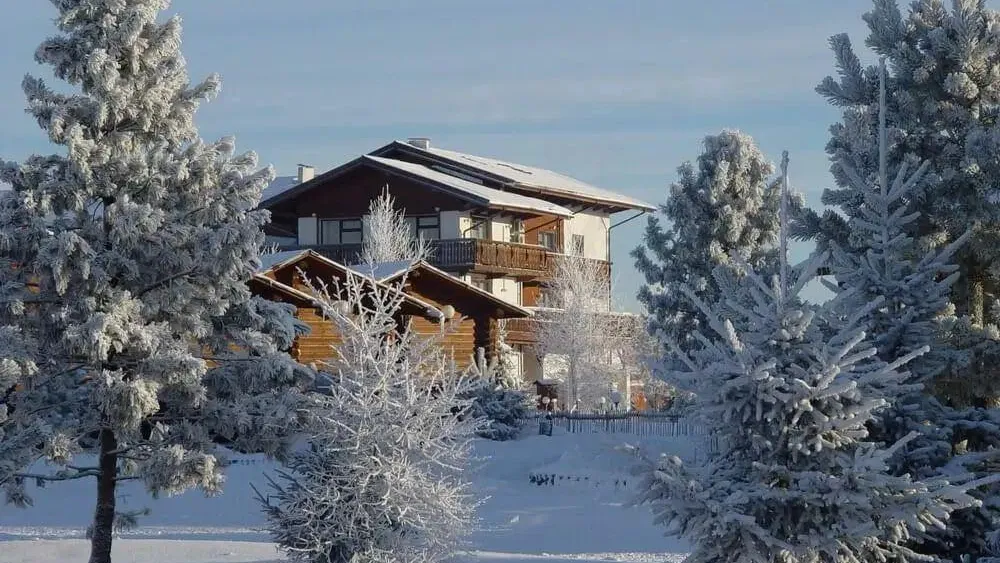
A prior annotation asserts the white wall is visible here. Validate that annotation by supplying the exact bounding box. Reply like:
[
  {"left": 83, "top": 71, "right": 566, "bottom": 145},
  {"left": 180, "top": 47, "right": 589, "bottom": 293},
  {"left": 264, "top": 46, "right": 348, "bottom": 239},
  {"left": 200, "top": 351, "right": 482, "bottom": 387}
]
[
  {"left": 562, "top": 210, "right": 610, "bottom": 261},
  {"left": 297, "top": 216, "right": 318, "bottom": 245},
  {"left": 493, "top": 276, "right": 521, "bottom": 305},
  {"left": 490, "top": 216, "right": 512, "bottom": 242},
  {"left": 523, "top": 350, "right": 544, "bottom": 384}
]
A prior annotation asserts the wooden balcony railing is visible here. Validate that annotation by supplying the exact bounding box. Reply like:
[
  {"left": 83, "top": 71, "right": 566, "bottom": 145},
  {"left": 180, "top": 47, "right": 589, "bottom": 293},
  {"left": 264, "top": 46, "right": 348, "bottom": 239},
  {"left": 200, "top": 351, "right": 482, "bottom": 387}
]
[{"left": 279, "top": 238, "right": 607, "bottom": 280}]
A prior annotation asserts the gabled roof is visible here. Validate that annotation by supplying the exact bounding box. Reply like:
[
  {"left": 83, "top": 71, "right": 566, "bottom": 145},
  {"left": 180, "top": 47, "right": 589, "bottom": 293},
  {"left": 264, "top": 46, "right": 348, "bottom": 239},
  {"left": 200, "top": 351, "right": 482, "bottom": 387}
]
[
  {"left": 256, "top": 249, "right": 312, "bottom": 273},
  {"left": 258, "top": 155, "right": 573, "bottom": 218},
  {"left": 349, "top": 260, "right": 413, "bottom": 281},
  {"left": 255, "top": 249, "right": 444, "bottom": 319},
  {"left": 351, "top": 259, "right": 533, "bottom": 319},
  {"left": 261, "top": 175, "right": 299, "bottom": 202},
  {"left": 250, "top": 273, "right": 324, "bottom": 308},
  {"left": 372, "top": 140, "right": 656, "bottom": 213},
  {"left": 364, "top": 156, "right": 573, "bottom": 217}
]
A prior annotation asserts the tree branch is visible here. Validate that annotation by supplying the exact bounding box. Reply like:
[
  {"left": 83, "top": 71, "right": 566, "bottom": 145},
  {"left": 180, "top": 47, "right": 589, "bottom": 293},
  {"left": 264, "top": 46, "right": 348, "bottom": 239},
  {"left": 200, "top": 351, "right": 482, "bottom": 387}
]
[
  {"left": 15, "top": 470, "right": 100, "bottom": 482},
  {"left": 135, "top": 268, "right": 197, "bottom": 297}
]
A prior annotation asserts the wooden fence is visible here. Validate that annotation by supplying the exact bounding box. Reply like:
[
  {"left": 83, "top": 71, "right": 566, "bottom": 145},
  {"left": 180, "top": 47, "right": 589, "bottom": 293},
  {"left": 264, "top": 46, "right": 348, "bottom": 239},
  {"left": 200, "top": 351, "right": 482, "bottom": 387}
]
[{"left": 527, "top": 411, "right": 709, "bottom": 438}]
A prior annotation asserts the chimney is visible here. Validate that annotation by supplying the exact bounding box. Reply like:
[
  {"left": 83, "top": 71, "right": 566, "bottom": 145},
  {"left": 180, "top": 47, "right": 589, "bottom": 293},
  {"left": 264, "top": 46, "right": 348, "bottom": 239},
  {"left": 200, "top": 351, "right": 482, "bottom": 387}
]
[
  {"left": 406, "top": 137, "right": 431, "bottom": 150},
  {"left": 297, "top": 164, "right": 315, "bottom": 183}
]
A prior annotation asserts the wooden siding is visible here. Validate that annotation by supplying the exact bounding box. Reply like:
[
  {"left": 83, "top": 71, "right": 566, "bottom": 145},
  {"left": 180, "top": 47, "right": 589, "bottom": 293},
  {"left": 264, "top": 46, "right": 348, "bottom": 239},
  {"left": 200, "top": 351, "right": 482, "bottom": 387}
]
[
  {"left": 406, "top": 315, "right": 477, "bottom": 369},
  {"left": 522, "top": 215, "right": 564, "bottom": 251},
  {"left": 292, "top": 308, "right": 341, "bottom": 365},
  {"left": 267, "top": 165, "right": 479, "bottom": 235}
]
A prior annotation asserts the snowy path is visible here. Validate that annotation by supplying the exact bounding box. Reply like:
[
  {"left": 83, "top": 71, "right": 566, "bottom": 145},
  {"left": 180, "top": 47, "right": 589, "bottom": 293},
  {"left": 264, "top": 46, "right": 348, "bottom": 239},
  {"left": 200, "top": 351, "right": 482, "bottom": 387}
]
[{"left": 1, "top": 429, "right": 695, "bottom": 562}]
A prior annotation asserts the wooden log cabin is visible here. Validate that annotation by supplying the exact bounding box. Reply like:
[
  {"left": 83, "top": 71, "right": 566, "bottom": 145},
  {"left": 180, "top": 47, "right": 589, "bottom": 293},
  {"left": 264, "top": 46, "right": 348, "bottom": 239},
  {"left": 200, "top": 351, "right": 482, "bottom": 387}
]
[
  {"left": 258, "top": 138, "right": 655, "bottom": 386},
  {"left": 250, "top": 249, "right": 531, "bottom": 368}
]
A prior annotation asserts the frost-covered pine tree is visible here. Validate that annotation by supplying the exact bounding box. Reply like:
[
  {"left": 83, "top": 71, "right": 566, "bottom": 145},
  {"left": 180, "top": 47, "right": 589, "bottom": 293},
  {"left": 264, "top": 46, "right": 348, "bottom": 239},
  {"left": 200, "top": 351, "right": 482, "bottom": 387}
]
[
  {"left": 634, "top": 130, "right": 784, "bottom": 359},
  {"left": 804, "top": 0, "right": 1000, "bottom": 408},
  {"left": 359, "top": 187, "right": 430, "bottom": 265},
  {"left": 824, "top": 58, "right": 1000, "bottom": 563},
  {"left": 257, "top": 270, "right": 481, "bottom": 563},
  {"left": 0, "top": 3, "right": 312, "bottom": 562},
  {"left": 634, "top": 154, "right": 994, "bottom": 563}
]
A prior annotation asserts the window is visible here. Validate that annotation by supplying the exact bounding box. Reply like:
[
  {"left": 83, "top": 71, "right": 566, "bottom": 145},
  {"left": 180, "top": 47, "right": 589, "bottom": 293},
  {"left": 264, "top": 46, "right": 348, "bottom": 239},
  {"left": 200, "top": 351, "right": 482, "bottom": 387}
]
[
  {"left": 510, "top": 219, "right": 525, "bottom": 244},
  {"left": 319, "top": 220, "right": 340, "bottom": 245},
  {"left": 467, "top": 216, "right": 489, "bottom": 239},
  {"left": 416, "top": 215, "right": 440, "bottom": 240},
  {"left": 470, "top": 275, "right": 491, "bottom": 292},
  {"left": 405, "top": 216, "right": 440, "bottom": 241},
  {"left": 571, "top": 234, "right": 585, "bottom": 256},
  {"left": 340, "top": 219, "right": 363, "bottom": 244},
  {"left": 538, "top": 231, "right": 558, "bottom": 251}
]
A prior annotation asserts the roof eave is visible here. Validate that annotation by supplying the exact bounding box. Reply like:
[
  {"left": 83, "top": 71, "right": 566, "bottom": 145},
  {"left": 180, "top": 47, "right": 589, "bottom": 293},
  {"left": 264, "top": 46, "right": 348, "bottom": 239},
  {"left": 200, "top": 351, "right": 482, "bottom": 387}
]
[
  {"left": 258, "top": 157, "right": 366, "bottom": 209},
  {"left": 379, "top": 141, "right": 655, "bottom": 213}
]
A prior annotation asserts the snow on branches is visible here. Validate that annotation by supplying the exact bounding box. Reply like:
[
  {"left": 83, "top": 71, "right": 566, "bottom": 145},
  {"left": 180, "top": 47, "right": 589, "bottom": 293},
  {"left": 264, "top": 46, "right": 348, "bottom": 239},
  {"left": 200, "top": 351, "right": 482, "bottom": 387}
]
[
  {"left": 633, "top": 154, "right": 993, "bottom": 563},
  {"left": 258, "top": 269, "right": 482, "bottom": 563},
  {"left": 0, "top": 2, "right": 312, "bottom": 562},
  {"left": 360, "top": 186, "right": 432, "bottom": 266}
]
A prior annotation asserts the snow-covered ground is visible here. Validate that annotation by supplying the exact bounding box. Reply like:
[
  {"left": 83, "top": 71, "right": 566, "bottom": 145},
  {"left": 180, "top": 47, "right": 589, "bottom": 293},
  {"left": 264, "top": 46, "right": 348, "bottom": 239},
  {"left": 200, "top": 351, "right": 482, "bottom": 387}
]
[{"left": 1, "top": 427, "right": 699, "bottom": 562}]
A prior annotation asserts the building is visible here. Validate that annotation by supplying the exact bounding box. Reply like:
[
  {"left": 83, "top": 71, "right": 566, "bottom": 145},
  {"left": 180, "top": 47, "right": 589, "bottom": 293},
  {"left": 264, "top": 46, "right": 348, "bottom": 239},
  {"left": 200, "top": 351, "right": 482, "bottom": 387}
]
[
  {"left": 258, "top": 138, "right": 654, "bottom": 388},
  {"left": 251, "top": 249, "right": 531, "bottom": 368}
]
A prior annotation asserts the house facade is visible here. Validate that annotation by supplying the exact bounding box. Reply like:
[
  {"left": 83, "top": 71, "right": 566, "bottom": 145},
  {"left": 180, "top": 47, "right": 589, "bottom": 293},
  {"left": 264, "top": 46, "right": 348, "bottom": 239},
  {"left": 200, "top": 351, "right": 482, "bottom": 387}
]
[{"left": 259, "top": 138, "right": 654, "bottom": 388}]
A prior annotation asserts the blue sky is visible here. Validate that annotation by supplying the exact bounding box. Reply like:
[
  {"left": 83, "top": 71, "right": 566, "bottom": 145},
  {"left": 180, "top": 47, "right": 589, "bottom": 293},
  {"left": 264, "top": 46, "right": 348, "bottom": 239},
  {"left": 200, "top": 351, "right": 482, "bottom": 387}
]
[{"left": 0, "top": 0, "right": 950, "bottom": 309}]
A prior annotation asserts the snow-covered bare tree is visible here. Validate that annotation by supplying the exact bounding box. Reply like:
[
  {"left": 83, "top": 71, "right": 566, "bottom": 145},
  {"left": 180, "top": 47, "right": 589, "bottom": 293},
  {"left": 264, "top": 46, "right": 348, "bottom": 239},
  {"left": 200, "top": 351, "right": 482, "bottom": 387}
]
[
  {"left": 533, "top": 255, "right": 615, "bottom": 411},
  {"left": 633, "top": 130, "right": 784, "bottom": 359},
  {"left": 257, "top": 269, "right": 481, "bottom": 563},
  {"left": 0, "top": 2, "right": 313, "bottom": 562},
  {"left": 359, "top": 186, "right": 431, "bottom": 265},
  {"left": 633, "top": 154, "right": 996, "bottom": 563},
  {"left": 802, "top": 0, "right": 1000, "bottom": 409}
]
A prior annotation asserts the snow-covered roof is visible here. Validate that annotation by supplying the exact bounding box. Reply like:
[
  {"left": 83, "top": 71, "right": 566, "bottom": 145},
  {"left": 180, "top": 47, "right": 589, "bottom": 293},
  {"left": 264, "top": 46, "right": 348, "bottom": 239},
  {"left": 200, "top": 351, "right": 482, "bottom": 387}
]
[
  {"left": 256, "top": 250, "right": 309, "bottom": 273},
  {"left": 363, "top": 155, "right": 574, "bottom": 217},
  {"left": 261, "top": 175, "right": 298, "bottom": 202},
  {"left": 349, "top": 260, "right": 414, "bottom": 281},
  {"left": 254, "top": 249, "right": 444, "bottom": 319},
  {"left": 383, "top": 141, "right": 656, "bottom": 212},
  {"left": 351, "top": 259, "right": 532, "bottom": 319}
]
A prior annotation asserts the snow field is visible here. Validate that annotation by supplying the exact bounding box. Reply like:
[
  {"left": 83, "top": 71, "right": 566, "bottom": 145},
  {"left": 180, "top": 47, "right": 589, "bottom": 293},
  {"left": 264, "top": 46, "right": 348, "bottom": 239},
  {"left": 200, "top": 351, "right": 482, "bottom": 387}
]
[{"left": 1, "top": 427, "right": 697, "bottom": 561}]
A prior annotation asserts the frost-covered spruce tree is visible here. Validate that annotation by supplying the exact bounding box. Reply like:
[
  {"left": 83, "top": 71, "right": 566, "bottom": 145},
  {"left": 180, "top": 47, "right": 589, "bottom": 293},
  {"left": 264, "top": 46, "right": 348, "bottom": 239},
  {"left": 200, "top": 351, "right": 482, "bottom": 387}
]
[
  {"left": 634, "top": 154, "right": 993, "bottom": 563},
  {"left": 0, "top": 2, "right": 312, "bottom": 562},
  {"left": 257, "top": 271, "right": 481, "bottom": 563},
  {"left": 804, "top": 0, "right": 1000, "bottom": 407},
  {"left": 634, "top": 130, "right": 783, "bottom": 359},
  {"left": 822, "top": 63, "right": 1000, "bottom": 559},
  {"left": 825, "top": 59, "right": 973, "bottom": 464},
  {"left": 463, "top": 347, "right": 532, "bottom": 441}
]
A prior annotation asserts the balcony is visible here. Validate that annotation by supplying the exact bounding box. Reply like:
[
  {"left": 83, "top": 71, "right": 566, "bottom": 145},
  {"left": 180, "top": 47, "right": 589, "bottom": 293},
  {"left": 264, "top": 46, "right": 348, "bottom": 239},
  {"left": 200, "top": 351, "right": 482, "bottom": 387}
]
[{"left": 280, "top": 238, "right": 573, "bottom": 279}]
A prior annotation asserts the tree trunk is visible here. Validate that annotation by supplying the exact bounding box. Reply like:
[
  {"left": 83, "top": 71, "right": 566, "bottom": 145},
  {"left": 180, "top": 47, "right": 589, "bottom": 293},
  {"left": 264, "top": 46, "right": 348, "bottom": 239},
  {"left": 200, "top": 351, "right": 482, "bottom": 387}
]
[
  {"left": 569, "top": 358, "right": 578, "bottom": 412},
  {"left": 970, "top": 267, "right": 985, "bottom": 327},
  {"left": 88, "top": 428, "right": 118, "bottom": 563}
]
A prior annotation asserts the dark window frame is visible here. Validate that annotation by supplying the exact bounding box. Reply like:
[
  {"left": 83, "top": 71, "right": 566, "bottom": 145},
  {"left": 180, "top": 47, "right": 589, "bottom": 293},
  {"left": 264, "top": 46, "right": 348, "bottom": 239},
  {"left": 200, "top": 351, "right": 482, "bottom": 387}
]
[
  {"left": 538, "top": 230, "right": 558, "bottom": 251},
  {"left": 340, "top": 218, "right": 363, "bottom": 244}
]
